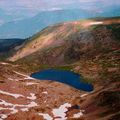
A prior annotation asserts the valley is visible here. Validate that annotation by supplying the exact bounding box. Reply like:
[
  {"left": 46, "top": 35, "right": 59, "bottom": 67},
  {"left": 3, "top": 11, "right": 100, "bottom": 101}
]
[{"left": 0, "top": 17, "right": 120, "bottom": 120}]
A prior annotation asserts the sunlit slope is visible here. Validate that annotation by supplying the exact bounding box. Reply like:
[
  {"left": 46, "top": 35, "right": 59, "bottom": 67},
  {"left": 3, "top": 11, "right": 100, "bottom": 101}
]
[
  {"left": 9, "top": 17, "right": 120, "bottom": 64},
  {"left": 9, "top": 22, "right": 82, "bottom": 61}
]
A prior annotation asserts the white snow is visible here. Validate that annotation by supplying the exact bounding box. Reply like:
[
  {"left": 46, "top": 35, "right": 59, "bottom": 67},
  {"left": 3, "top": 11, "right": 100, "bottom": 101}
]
[
  {"left": 10, "top": 107, "right": 18, "bottom": 114},
  {"left": 42, "top": 91, "right": 48, "bottom": 94},
  {"left": 38, "top": 103, "right": 71, "bottom": 120},
  {"left": 0, "top": 99, "right": 38, "bottom": 119},
  {"left": 80, "top": 94, "right": 88, "bottom": 98},
  {"left": 0, "top": 107, "right": 18, "bottom": 114},
  {"left": 0, "top": 62, "right": 9, "bottom": 65},
  {"left": 0, "top": 90, "right": 24, "bottom": 99},
  {"left": 0, "top": 92, "right": 38, "bottom": 120},
  {"left": 27, "top": 93, "right": 36, "bottom": 100},
  {"left": 38, "top": 103, "right": 84, "bottom": 120},
  {"left": 8, "top": 71, "right": 35, "bottom": 81},
  {"left": 38, "top": 113, "right": 53, "bottom": 120},
  {"left": 0, "top": 99, "right": 37, "bottom": 108},
  {"left": 52, "top": 103, "right": 71, "bottom": 120},
  {"left": 72, "top": 110, "right": 84, "bottom": 118},
  {"left": 28, "top": 93, "right": 36, "bottom": 100},
  {"left": 0, "top": 105, "right": 18, "bottom": 120},
  {"left": 24, "top": 77, "right": 34, "bottom": 80},
  {"left": 44, "top": 100, "right": 47, "bottom": 103},
  {"left": 26, "top": 101, "right": 38, "bottom": 108},
  {"left": 0, "top": 114, "right": 8, "bottom": 120},
  {"left": 13, "top": 71, "right": 34, "bottom": 80},
  {"left": 21, "top": 108, "right": 29, "bottom": 112},
  {"left": 26, "top": 82, "right": 38, "bottom": 86},
  {"left": 0, "top": 99, "right": 14, "bottom": 106},
  {"left": 89, "top": 21, "right": 103, "bottom": 25},
  {"left": 8, "top": 78, "right": 14, "bottom": 81}
]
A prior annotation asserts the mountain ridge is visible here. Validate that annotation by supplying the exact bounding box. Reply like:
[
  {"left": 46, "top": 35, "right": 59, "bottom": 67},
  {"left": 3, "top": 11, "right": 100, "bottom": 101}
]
[
  {"left": 0, "top": 7, "right": 120, "bottom": 39},
  {"left": 0, "top": 9, "right": 91, "bottom": 39},
  {"left": 9, "top": 17, "right": 120, "bottom": 63}
]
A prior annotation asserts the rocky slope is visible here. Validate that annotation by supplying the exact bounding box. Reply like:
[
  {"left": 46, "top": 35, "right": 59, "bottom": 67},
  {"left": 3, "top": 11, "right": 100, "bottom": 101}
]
[
  {"left": 0, "top": 17, "right": 120, "bottom": 120},
  {"left": 0, "top": 62, "right": 91, "bottom": 120}
]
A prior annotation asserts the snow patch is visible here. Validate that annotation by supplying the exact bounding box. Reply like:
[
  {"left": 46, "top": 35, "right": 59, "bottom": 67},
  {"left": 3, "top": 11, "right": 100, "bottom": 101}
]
[
  {"left": 0, "top": 114, "right": 8, "bottom": 120},
  {"left": 42, "top": 91, "right": 48, "bottom": 94},
  {"left": 0, "top": 62, "right": 9, "bottom": 65},
  {"left": 0, "top": 92, "right": 38, "bottom": 119},
  {"left": 27, "top": 93, "right": 36, "bottom": 100},
  {"left": 27, "top": 101, "right": 38, "bottom": 108},
  {"left": 38, "top": 113, "right": 53, "bottom": 120},
  {"left": 0, "top": 90, "right": 24, "bottom": 99},
  {"left": 8, "top": 78, "right": 15, "bottom": 81},
  {"left": 89, "top": 21, "right": 103, "bottom": 25},
  {"left": 80, "top": 94, "right": 88, "bottom": 98},
  {"left": 38, "top": 103, "right": 71, "bottom": 120},
  {"left": 24, "top": 76, "right": 34, "bottom": 80},
  {"left": 21, "top": 108, "right": 28, "bottom": 112},
  {"left": 52, "top": 103, "right": 71, "bottom": 120},
  {"left": 72, "top": 110, "right": 84, "bottom": 118},
  {"left": 0, "top": 99, "right": 38, "bottom": 109},
  {"left": 0, "top": 99, "right": 13, "bottom": 106},
  {"left": 13, "top": 71, "right": 34, "bottom": 80},
  {"left": 26, "top": 82, "right": 38, "bottom": 86}
]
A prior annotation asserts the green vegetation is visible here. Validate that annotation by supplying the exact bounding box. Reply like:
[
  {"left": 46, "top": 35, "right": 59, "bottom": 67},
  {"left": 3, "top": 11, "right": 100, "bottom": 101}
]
[
  {"left": 89, "top": 25, "right": 98, "bottom": 30},
  {"left": 0, "top": 56, "right": 6, "bottom": 61},
  {"left": 52, "top": 65, "right": 73, "bottom": 71},
  {"left": 100, "top": 60, "right": 118, "bottom": 68},
  {"left": 80, "top": 75, "right": 93, "bottom": 84}
]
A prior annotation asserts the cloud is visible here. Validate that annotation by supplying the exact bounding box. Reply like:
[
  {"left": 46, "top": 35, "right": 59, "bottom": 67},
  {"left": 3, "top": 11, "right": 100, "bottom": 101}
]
[
  {"left": 0, "top": 0, "right": 119, "bottom": 20},
  {"left": 42, "top": 7, "right": 63, "bottom": 11},
  {"left": 0, "top": 0, "right": 119, "bottom": 10},
  {"left": 0, "top": 19, "right": 4, "bottom": 25}
]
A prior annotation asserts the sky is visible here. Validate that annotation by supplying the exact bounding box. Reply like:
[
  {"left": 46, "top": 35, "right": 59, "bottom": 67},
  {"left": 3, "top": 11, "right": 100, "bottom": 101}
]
[{"left": 0, "top": 0, "right": 120, "bottom": 24}]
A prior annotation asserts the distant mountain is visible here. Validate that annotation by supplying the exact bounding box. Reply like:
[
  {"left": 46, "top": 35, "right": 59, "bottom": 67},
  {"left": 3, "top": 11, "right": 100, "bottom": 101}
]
[
  {"left": 0, "top": 6, "right": 120, "bottom": 39},
  {"left": 102, "top": 5, "right": 120, "bottom": 17},
  {"left": 0, "top": 9, "right": 15, "bottom": 26},
  {"left": 0, "top": 9, "right": 92, "bottom": 39},
  {"left": 0, "top": 8, "right": 120, "bottom": 39}
]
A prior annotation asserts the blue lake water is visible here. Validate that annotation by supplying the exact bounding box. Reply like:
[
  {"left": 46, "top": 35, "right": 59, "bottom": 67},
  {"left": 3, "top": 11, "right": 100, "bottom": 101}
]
[{"left": 31, "top": 69, "right": 93, "bottom": 92}]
